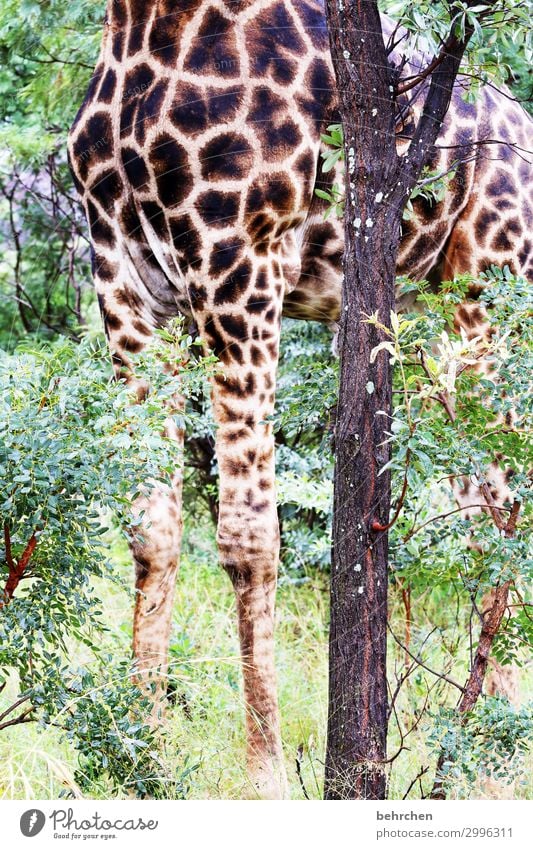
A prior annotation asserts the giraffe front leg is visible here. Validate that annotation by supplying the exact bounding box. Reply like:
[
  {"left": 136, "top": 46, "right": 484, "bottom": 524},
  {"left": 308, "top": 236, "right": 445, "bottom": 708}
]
[
  {"left": 191, "top": 259, "right": 288, "bottom": 799},
  {"left": 98, "top": 290, "right": 185, "bottom": 723},
  {"left": 131, "top": 439, "right": 184, "bottom": 723}
]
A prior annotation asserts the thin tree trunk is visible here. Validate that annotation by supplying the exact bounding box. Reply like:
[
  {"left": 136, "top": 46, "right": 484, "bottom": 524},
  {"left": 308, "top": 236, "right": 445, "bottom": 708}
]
[
  {"left": 324, "top": 209, "right": 398, "bottom": 799},
  {"left": 324, "top": 2, "right": 399, "bottom": 800}
]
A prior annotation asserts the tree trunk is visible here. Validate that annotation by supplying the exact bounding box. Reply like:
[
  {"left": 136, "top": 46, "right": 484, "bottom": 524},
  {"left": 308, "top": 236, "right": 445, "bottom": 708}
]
[
  {"left": 324, "top": 209, "right": 399, "bottom": 799},
  {"left": 323, "top": 2, "right": 399, "bottom": 800}
]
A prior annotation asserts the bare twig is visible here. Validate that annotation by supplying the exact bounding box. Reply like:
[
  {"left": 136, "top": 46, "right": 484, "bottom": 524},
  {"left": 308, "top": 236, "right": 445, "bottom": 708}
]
[
  {"left": 403, "top": 765, "right": 430, "bottom": 799},
  {"left": 295, "top": 744, "right": 310, "bottom": 800},
  {"left": 388, "top": 625, "right": 464, "bottom": 692}
]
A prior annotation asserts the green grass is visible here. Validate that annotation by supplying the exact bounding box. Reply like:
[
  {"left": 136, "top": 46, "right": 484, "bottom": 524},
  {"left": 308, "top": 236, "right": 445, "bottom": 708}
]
[{"left": 0, "top": 520, "right": 530, "bottom": 800}]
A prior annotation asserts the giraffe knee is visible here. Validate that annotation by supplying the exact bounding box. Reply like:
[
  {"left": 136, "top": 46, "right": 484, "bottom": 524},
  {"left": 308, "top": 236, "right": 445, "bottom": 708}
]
[{"left": 217, "top": 515, "right": 279, "bottom": 588}]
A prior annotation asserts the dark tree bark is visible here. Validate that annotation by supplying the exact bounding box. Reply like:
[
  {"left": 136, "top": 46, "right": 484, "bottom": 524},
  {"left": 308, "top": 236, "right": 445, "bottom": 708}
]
[{"left": 323, "top": 1, "right": 473, "bottom": 799}]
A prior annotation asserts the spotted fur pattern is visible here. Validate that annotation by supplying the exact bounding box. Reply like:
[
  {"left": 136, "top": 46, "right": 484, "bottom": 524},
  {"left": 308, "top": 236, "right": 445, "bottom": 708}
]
[{"left": 68, "top": 0, "right": 532, "bottom": 798}]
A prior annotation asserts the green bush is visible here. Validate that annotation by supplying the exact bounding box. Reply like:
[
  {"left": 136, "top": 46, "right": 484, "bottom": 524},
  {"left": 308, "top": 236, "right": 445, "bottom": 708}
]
[{"left": 0, "top": 331, "right": 212, "bottom": 796}]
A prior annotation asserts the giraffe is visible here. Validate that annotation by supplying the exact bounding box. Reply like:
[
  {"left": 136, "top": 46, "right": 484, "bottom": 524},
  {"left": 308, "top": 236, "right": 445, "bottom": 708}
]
[{"left": 67, "top": 0, "right": 532, "bottom": 798}]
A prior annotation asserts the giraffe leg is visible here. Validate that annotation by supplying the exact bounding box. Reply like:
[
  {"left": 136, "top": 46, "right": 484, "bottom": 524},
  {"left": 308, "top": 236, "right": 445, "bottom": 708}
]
[
  {"left": 96, "top": 278, "right": 185, "bottom": 722},
  {"left": 189, "top": 252, "right": 287, "bottom": 799},
  {"left": 130, "top": 413, "right": 184, "bottom": 721}
]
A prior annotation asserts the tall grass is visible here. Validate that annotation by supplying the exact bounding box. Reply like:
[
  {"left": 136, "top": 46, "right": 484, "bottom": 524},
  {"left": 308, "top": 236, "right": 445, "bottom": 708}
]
[{"left": 0, "top": 520, "right": 530, "bottom": 799}]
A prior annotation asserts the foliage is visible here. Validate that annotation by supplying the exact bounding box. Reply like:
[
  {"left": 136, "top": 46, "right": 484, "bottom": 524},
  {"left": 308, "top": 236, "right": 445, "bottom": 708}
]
[
  {"left": 0, "top": 0, "right": 100, "bottom": 346},
  {"left": 428, "top": 698, "right": 533, "bottom": 792},
  {"left": 0, "top": 331, "right": 214, "bottom": 796}
]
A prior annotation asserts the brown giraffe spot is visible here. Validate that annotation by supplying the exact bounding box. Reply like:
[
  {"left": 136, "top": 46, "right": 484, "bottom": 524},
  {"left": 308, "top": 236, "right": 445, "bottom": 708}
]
[
  {"left": 112, "top": 31, "right": 124, "bottom": 62},
  {"left": 95, "top": 255, "right": 117, "bottom": 282},
  {"left": 123, "top": 64, "right": 155, "bottom": 101},
  {"left": 170, "top": 83, "right": 208, "bottom": 135},
  {"left": 200, "top": 133, "right": 254, "bottom": 181},
  {"left": 248, "top": 87, "right": 302, "bottom": 160},
  {"left": 487, "top": 173, "right": 515, "bottom": 198},
  {"left": 248, "top": 213, "right": 276, "bottom": 244},
  {"left": 295, "top": 149, "right": 317, "bottom": 199},
  {"left": 498, "top": 123, "right": 511, "bottom": 142},
  {"left": 120, "top": 198, "right": 143, "bottom": 241},
  {"left": 104, "top": 311, "right": 123, "bottom": 332},
  {"left": 136, "top": 81, "right": 169, "bottom": 147},
  {"left": 518, "top": 160, "right": 530, "bottom": 186},
  {"left": 219, "top": 313, "right": 248, "bottom": 341},
  {"left": 149, "top": 132, "right": 192, "bottom": 207},
  {"left": 140, "top": 200, "right": 170, "bottom": 241},
  {"left": 132, "top": 319, "right": 152, "bottom": 336},
  {"left": 196, "top": 190, "right": 240, "bottom": 228},
  {"left": 250, "top": 345, "right": 265, "bottom": 366},
  {"left": 245, "top": 2, "right": 304, "bottom": 84},
  {"left": 87, "top": 199, "right": 115, "bottom": 247},
  {"left": 121, "top": 147, "right": 150, "bottom": 189},
  {"left": 110, "top": 0, "right": 127, "bottom": 26},
  {"left": 454, "top": 96, "right": 477, "bottom": 120},
  {"left": 404, "top": 232, "right": 441, "bottom": 266},
  {"left": 474, "top": 209, "right": 499, "bottom": 242},
  {"left": 492, "top": 229, "right": 513, "bottom": 252},
  {"left": 169, "top": 215, "right": 202, "bottom": 269},
  {"left": 220, "top": 456, "right": 250, "bottom": 476},
  {"left": 214, "top": 374, "right": 247, "bottom": 398},
  {"left": 73, "top": 63, "right": 104, "bottom": 126},
  {"left": 245, "top": 173, "right": 296, "bottom": 228},
  {"left": 127, "top": 1, "right": 148, "bottom": 55},
  {"left": 209, "top": 239, "right": 244, "bottom": 277},
  {"left": 115, "top": 288, "right": 142, "bottom": 311},
  {"left": 221, "top": 0, "right": 256, "bottom": 9},
  {"left": 412, "top": 193, "right": 443, "bottom": 224},
  {"left": 97, "top": 68, "right": 117, "bottom": 104},
  {"left": 205, "top": 317, "right": 243, "bottom": 365},
  {"left": 449, "top": 162, "right": 469, "bottom": 213},
  {"left": 295, "top": 57, "right": 336, "bottom": 138},
  {"left": 518, "top": 240, "right": 531, "bottom": 268},
  {"left": 120, "top": 98, "right": 137, "bottom": 139},
  {"left": 294, "top": 0, "right": 330, "bottom": 48},
  {"left": 225, "top": 427, "right": 249, "bottom": 442},
  {"left": 246, "top": 293, "right": 270, "bottom": 314},
  {"left": 255, "top": 268, "right": 269, "bottom": 289},
  {"left": 188, "top": 282, "right": 208, "bottom": 311},
  {"left": 214, "top": 258, "right": 253, "bottom": 305},
  {"left": 184, "top": 8, "right": 240, "bottom": 78},
  {"left": 119, "top": 335, "right": 144, "bottom": 353},
  {"left": 72, "top": 111, "right": 113, "bottom": 179},
  {"left": 89, "top": 168, "right": 124, "bottom": 212},
  {"left": 206, "top": 86, "right": 244, "bottom": 123},
  {"left": 148, "top": 15, "right": 183, "bottom": 67}
]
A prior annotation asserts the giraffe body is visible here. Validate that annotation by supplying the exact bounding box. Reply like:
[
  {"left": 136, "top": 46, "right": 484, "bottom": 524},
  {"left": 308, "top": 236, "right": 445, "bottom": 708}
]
[{"left": 68, "top": 0, "right": 532, "bottom": 798}]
